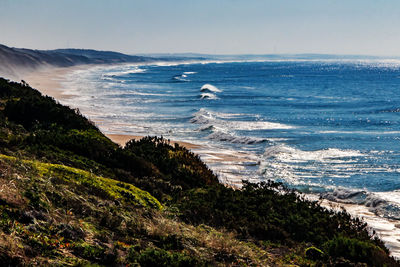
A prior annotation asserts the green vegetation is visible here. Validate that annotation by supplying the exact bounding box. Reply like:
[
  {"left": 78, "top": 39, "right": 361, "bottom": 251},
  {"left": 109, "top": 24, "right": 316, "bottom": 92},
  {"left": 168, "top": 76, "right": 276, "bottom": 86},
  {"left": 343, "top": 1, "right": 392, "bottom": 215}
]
[{"left": 0, "top": 77, "right": 398, "bottom": 266}]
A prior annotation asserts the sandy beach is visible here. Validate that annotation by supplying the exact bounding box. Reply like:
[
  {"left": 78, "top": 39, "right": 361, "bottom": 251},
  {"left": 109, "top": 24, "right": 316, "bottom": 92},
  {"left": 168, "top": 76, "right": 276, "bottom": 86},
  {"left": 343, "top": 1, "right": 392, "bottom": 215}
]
[
  {"left": 23, "top": 65, "right": 204, "bottom": 151},
  {"left": 19, "top": 65, "right": 264, "bottom": 180},
  {"left": 24, "top": 65, "right": 89, "bottom": 100},
  {"left": 23, "top": 66, "right": 256, "bottom": 169}
]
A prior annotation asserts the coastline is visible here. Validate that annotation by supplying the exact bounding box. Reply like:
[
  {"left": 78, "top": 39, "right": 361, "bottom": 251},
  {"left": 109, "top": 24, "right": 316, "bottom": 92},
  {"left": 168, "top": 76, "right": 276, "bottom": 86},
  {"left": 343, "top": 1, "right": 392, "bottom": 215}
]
[
  {"left": 21, "top": 65, "right": 253, "bottom": 164},
  {"left": 306, "top": 195, "right": 400, "bottom": 258},
  {"left": 22, "top": 65, "right": 204, "bottom": 151},
  {"left": 19, "top": 64, "right": 400, "bottom": 258}
]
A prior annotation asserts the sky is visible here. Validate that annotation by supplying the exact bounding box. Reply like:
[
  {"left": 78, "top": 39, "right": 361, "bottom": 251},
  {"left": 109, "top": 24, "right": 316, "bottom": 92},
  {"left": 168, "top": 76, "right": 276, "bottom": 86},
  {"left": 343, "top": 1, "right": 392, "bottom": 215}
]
[{"left": 1, "top": 0, "right": 400, "bottom": 56}]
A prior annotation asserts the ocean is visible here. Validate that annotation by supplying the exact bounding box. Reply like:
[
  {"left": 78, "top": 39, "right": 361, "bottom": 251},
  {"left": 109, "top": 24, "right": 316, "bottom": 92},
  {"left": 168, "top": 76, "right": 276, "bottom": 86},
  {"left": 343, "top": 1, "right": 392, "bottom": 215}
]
[{"left": 59, "top": 58, "right": 400, "bottom": 256}]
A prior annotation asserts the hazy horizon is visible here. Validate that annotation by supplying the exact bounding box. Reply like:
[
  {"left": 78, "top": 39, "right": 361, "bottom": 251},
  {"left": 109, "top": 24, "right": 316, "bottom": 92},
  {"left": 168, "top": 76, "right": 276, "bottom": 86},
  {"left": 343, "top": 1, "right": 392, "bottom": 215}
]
[{"left": 1, "top": 0, "right": 400, "bottom": 56}]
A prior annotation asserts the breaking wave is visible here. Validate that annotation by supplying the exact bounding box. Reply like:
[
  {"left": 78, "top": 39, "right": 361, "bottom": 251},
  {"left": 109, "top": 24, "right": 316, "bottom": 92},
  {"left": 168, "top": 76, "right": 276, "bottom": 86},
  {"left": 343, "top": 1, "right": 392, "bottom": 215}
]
[
  {"left": 259, "top": 144, "right": 369, "bottom": 189},
  {"left": 321, "top": 189, "right": 400, "bottom": 220},
  {"left": 102, "top": 68, "right": 146, "bottom": 78},
  {"left": 207, "top": 131, "right": 267, "bottom": 144},
  {"left": 200, "top": 84, "right": 222, "bottom": 93},
  {"left": 200, "top": 93, "right": 219, "bottom": 100},
  {"left": 173, "top": 71, "right": 197, "bottom": 82},
  {"left": 191, "top": 108, "right": 295, "bottom": 130},
  {"left": 190, "top": 108, "right": 294, "bottom": 144},
  {"left": 263, "top": 145, "right": 364, "bottom": 163},
  {"left": 173, "top": 74, "right": 189, "bottom": 82}
]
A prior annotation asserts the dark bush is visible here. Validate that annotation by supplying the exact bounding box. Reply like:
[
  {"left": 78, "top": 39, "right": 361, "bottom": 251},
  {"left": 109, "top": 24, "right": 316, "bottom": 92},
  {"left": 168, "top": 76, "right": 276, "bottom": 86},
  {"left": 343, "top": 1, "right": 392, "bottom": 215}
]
[
  {"left": 125, "top": 136, "right": 219, "bottom": 189},
  {"left": 323, "top": 235, "right": 395, "bottom": 266}
]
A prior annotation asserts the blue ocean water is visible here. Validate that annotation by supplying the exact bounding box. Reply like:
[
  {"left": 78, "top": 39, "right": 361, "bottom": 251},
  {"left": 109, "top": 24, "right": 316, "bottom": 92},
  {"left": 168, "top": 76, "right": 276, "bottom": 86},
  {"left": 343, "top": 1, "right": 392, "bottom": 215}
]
[{"left": 61, "top": 59, "right": 400, "bottom": 223}]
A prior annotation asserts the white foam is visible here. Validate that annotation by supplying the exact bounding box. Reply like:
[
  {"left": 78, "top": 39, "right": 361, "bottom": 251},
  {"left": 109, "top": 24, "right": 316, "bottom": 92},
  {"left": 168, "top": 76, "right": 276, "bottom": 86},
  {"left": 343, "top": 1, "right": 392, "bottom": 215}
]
[
  {"left": 173, "top": 74, "right": 189, "bottom": 82},
  {"left": 264, "top": 145, "right": 364, "bottom": 163},
  {"left": 200, "top": 93, "right": 219, "bottom": 100},
  {"left": 190, "top": 109, "right": 295, "bottom": 145},
  {"left": 191, "top": 108, "right": 295, "bottom": 131},
  {"left": 207, "top": 131, "right": 266, "bottom": 144},
  {"left": 259, "top": 144, "right": 371, "bottom": 187},
  {"left": 319, "top": 130, "right": 400, "bottom": 135},
  {"left": 200, "top": 84, "right": 222, "bottom": 93},
  {"left": 183, "top": 71, "right": 197, "bottom": 74},
  {"left": 375, "top": 191, "right": 400, "bottom": 207},
  {"left": 102, "top": 67, "right": 146, "bottom": 78},
  {"left": 128, "top": 91, "right": 166, "bottom": 96}
]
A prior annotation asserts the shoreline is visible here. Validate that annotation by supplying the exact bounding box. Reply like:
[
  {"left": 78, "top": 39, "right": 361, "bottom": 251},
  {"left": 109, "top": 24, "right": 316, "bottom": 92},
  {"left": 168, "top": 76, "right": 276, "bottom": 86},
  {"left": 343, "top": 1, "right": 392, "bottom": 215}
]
[
  {"left": 305, "top": 195, "right": 400, "bottom": 258},
  {"left": 23, "top": 65, "right": 204, "bottom": 151},
  {"left": 19, "top": 63, "right": 400, "bottom": 258},
  {"left": 24, "top": 65, "right": 91, "bottom": 100}
]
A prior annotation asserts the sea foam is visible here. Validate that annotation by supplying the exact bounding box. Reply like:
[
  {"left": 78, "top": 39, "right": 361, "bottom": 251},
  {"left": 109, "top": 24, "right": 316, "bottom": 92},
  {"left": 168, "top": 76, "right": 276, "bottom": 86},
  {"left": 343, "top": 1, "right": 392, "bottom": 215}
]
[
  {"left": 200, "top": 84, "right": 222, "bottom": 93},
  {"left": 191, "top": 108, "right": 295, "bottom": 131},
  {"left": 200, "top": 93, "right": 219, "bottom": 100},
  {"left": 263, "top": 145, "right": 364, "bottom": 163},
  {"left": 190, "top": 109, "right": 294, "bottom": 144},
  {"left": 102, "top": 68, "right": 146, "bottom": 78}
]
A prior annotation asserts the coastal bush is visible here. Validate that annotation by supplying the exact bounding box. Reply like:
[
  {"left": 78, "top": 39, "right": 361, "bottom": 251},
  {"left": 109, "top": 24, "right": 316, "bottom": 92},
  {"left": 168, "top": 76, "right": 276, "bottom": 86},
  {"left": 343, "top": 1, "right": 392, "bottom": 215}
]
[
  {"left": 4, "top": 95, "right": 94, "bottom": 131},
  {"left": 0, "top": 78, "right": 41, "bottom": 98},
  {"left": 176, "top": 181, "right": 386, "bottom": 253},
  {"left": 323, "top": 235, "right": 391, "bottom": 266},
  {"left": 124, "top": 136, "right": 219, "bottom": 189}
]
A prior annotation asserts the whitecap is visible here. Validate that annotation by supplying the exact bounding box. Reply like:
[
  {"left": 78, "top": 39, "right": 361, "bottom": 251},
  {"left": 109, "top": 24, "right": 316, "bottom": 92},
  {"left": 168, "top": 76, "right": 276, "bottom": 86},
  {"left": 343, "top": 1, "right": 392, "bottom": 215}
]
[
  {"left": 207, "top": 131, "right": 267, "bottom": 144},
  {"left": 259, "top": 144, "right": 370, "bottom": 188},
  {"left": 190, "top": 108, "right": 295, "bottom": 130},
  {"left": 173, "top": 74, "right": 189, "bottom": 82},
  {"left": 200, "top": 84, "right": 222, "bottom": 93},
  {"left": 102, "top": 68, "right": 146, "bottom": 78},
  {"left": 200, "top": 93, "right": 219, "bottom": 100},
  {"left": 263, "top": 145, "right": 364, "bottom": 163},
  {"left": 321, "top": 189, "right": 400, "bottom": 220}
]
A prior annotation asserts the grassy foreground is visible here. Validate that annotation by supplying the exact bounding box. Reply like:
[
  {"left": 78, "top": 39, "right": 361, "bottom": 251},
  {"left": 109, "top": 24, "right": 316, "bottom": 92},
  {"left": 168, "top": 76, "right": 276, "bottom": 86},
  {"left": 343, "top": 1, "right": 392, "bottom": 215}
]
[{"left": 0, "top": 77, "right": 398, "bottom": 266}]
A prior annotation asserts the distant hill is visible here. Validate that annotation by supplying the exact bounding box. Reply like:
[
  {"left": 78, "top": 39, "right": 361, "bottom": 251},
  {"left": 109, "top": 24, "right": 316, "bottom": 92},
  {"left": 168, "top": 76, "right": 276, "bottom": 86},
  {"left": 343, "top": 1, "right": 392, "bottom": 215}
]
[
  {"left": 51, "top": 48, "right": 151, "bottom": 63},
  {"left": 0, "top": 44, "right": 154, "bottom": 80}
]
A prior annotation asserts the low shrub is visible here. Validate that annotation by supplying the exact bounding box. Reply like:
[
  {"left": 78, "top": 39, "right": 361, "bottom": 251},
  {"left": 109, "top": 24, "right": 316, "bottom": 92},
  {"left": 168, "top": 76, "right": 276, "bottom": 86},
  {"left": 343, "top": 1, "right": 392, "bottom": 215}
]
[{"left": 323, "top": 235, "right": 393, "bottom": 266}]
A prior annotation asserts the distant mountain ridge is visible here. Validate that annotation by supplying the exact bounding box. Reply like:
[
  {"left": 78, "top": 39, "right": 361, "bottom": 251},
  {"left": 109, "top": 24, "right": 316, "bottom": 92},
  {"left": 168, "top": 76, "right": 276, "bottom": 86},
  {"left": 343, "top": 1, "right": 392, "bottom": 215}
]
[
  {"left": 0, "top": 44, "right": 154, "bottom": 80},
  {"left": 0, "top": 43, "right": 388, "bottom": 81},
  {"left": 51, "top": 48, "right": 150, "bottom": 62}
]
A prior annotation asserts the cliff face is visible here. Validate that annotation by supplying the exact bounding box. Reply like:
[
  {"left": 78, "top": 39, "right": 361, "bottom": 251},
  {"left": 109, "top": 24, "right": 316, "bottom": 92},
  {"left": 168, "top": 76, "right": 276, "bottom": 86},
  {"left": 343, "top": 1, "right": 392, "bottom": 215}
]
[{"left": 0, "top": 44, "right": 152, "bottom": 80}]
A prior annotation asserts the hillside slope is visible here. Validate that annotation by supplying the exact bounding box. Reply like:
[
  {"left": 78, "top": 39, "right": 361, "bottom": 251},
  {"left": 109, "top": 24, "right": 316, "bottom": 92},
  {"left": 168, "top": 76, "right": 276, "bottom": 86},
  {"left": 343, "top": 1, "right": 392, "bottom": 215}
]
[
  {"left": 0, "top": 44, "right": 153, "bottom": 80},
  {"left": 0, "top": 78, "right": 398, "bottom": 266}
]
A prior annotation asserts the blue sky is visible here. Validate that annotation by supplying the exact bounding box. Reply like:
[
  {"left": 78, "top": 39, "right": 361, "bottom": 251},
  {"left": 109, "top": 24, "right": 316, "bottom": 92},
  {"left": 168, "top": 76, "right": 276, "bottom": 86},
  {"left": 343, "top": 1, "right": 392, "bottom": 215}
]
[{"left": 1, "top": 0, "right": 400, "bottom": 55}]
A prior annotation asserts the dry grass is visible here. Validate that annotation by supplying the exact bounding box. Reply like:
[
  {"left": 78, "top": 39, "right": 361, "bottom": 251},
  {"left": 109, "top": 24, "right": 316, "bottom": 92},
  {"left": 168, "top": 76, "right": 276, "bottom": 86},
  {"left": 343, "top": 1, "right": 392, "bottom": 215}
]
[
  {"left": 142, "top": 212, "right": 273, "bottom": 266},
  {"left": 0, "top": 154, "right": 305, "bottom": 266}
]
